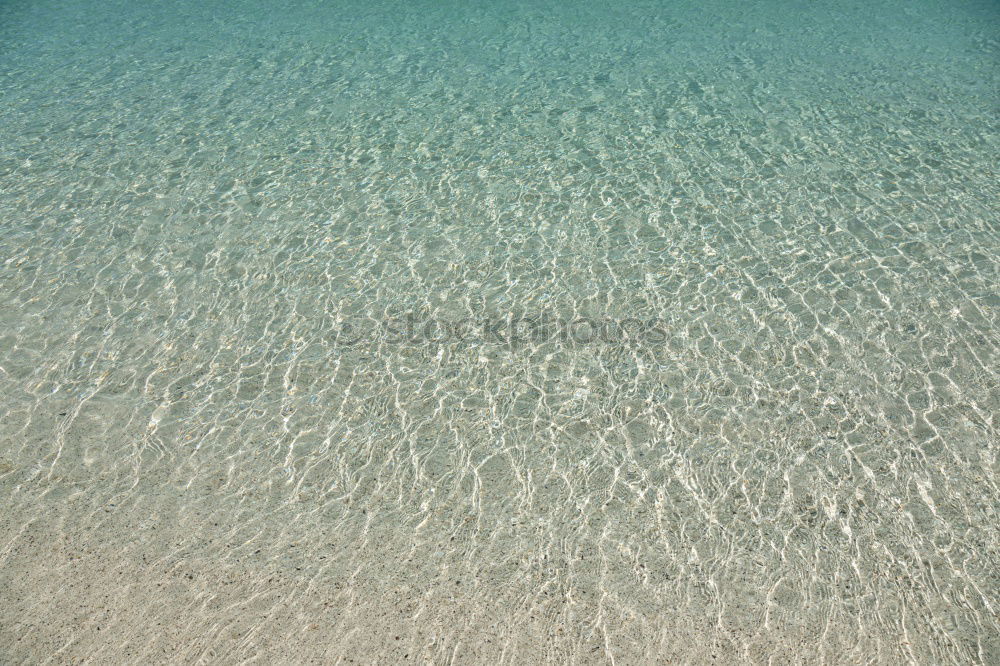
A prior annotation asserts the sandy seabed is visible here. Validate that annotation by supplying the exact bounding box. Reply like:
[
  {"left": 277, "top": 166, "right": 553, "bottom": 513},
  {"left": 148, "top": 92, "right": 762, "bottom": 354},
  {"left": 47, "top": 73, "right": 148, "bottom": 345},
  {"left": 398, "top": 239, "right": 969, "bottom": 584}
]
[{"left": 1, "top": 0, "right": 998, "bottom": 663}]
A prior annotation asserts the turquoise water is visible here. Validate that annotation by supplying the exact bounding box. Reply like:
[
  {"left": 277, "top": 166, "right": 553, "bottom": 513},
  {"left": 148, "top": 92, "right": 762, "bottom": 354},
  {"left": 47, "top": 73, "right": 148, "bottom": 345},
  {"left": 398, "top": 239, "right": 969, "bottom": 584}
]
[{"left": 1, "top": 0, "right": 998, "bottom": 662}]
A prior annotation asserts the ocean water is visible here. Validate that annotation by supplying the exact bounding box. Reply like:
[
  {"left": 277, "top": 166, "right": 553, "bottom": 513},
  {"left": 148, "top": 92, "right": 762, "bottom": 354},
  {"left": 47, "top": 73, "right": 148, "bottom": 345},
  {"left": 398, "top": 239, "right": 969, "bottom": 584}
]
[{"left": 1, "top": 0, "right": 998, "bottom": 662}]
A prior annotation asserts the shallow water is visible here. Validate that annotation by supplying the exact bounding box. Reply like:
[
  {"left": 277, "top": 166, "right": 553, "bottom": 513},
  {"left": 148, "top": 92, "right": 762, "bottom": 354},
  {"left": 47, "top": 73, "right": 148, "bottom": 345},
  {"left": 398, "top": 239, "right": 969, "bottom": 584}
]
[{"left": 1, "top": 0, "right": 998, "bottom": 663}]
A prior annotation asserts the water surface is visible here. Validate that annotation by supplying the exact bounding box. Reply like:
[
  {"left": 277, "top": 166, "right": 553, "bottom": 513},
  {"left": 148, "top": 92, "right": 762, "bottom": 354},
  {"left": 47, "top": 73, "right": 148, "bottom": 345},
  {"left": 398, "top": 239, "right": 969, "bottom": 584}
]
[{"left": 1, "top": 0, "right": 998, "bottom": 662}]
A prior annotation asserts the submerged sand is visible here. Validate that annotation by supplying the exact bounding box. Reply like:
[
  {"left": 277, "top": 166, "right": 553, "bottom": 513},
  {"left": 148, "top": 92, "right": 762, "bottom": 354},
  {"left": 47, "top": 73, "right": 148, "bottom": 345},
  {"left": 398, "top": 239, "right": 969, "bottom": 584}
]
[{"left": 1, "top": 0, "right": 998, "bottom": 663}]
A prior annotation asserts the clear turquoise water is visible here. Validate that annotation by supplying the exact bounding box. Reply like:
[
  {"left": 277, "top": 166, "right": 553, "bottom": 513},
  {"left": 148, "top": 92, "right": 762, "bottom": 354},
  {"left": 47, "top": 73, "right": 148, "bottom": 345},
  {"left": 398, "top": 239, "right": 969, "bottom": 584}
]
[{"left": 1, "top": 0, "right": 998, "bottom": 662}]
